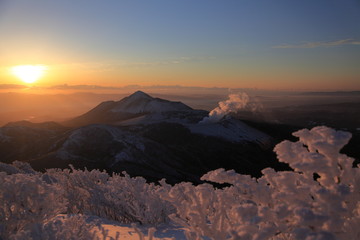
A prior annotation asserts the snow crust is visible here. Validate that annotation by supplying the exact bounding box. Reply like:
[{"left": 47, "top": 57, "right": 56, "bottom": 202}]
[{"left": 92, "top": 219, "right": 185, "bottom": 240}]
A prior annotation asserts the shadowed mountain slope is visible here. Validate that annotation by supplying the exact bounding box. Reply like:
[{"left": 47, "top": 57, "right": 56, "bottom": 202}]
[{"left": 0, "top": 91, "right": 287, "bottom": 183}]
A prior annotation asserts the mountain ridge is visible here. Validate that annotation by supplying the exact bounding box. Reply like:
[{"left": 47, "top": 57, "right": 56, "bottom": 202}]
[
  {"left": 65, "top": 90, "right": 193, "bottom": 127},
  {"left": 0, "top": 91, "right": 285, "bottom": 183}
]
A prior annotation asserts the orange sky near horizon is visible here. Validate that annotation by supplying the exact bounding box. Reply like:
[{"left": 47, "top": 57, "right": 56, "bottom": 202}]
[
  {"left": 1, "top": 1, "right": 359, "bottom": 92},
  {"left": 1, "top": 61, "right": 359, "bottom": 92}
]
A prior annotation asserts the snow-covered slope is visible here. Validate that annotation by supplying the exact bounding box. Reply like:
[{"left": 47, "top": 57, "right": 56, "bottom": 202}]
[{"left": 188, "top": 118, "right": 271, "bottom": 145}]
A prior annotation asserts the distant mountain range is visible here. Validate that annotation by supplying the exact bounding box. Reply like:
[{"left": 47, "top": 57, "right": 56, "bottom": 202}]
[{"left": 0, "top": 91, "right": 289, "bottom": 183}]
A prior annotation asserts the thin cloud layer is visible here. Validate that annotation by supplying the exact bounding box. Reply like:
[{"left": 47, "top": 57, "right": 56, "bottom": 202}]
[
  {"left": 273, "top": 39, "right": 360, "bottom": 49},
  {"left": 0, "top": 84, "right": 28, "bottom": 89},
  {"left": 62, "top": 56, "right": 217, "bottom": 73}
]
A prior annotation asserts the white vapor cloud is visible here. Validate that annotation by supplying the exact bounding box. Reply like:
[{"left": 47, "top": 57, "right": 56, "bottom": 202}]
[
  {"left": 199, "top": 93, "right": 251, "bottom": 124},
  {"left": 273, "top": 39, "right": 360, "bottom": 49}
]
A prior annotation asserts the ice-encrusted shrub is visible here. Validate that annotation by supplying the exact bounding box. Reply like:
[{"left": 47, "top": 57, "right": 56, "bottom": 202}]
[
  {"left": 9, "top": 215, "right": 101, "bottom": 240},
  {"left": 270, "top": 126, "right": 360, "bottom": 239},
  {"left": 44, "top": 168, "right": 174, "bottom": 224},
  {"left": 0, "top": 166, "right": 166, "bottom": 239},
  {"left": 1, "top": 126, "right": 358, "bottom": 239},
  {"left": 102, "top": 172, "right": 174, "bottom": 224},
  {"left": 10, "top": 161, "right": 37, "bottom": 175},
  {"left": 0, "top": 161, "right": 37, "bottom": 175},
  {"left": 0, "top": 162, "right": 22, "bottom": 175},
  {"left": 0, "top": 173, "right": 67, "bottom": 239},
  {"left": 43, "top": 166, "right": 109, "bottom": 214},
  {"left": 160, "top": 181, "right": 237, "bottom": 240},
  {"left": 161, "top": 126, "right": 360, "bottom": 240}
]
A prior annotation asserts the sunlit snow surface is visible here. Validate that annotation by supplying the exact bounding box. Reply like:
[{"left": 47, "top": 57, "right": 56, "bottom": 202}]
[
  {"left": 97, "top": 225, "right": 184, "bottom": 239},
  {"left": 90, "top": 216, "right": 186, "bottom": 239}
]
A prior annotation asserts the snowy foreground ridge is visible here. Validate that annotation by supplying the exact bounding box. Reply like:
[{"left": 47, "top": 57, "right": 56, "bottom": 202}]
[{"left": 1, "top": 126, "right": 359, "bottom": 240}]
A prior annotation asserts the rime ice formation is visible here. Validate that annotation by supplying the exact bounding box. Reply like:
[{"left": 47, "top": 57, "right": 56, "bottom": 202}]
[
  {"left": 163, "top": 126, "right": 359, "bottom": 240},
  {"left": 1, "top": 126, "right": 359, "bottom": 239}
]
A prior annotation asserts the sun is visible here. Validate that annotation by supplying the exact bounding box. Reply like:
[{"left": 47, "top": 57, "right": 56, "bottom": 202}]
[{"left": 11, "top": 65, "right": 47, "bottom": 84}]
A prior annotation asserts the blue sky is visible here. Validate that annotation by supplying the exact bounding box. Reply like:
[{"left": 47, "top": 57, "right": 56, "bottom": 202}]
[{"left": 0, "top": 0, "right": 359, "bottom": 90}]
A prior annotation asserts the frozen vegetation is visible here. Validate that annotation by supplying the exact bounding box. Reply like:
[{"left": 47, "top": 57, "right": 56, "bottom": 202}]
[{"left": 0, "top": 126, "right": 359, "bottom": 239}]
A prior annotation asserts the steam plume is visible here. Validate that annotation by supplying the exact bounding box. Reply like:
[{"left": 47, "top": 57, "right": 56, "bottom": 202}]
[{"left": 199, "top": 93, "right": 250, "bottom": 124}]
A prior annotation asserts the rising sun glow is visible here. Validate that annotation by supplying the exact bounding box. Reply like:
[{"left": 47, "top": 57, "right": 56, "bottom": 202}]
[{"left": 11, "top": 65, "right": 47, "bottom": 84}]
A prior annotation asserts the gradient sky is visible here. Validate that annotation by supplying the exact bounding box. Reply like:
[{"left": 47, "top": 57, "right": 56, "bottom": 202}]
[{"left": 1, "top": 0, "right": 360, "bottom": 90}]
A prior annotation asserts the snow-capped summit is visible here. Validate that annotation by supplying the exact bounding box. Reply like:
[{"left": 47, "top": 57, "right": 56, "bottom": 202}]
[
  {"left": 111, "top": 91, "right": 192, "bottom": 114},
  {"left": 125, "top": 90, "right": 152, "bottom": 101},
  {"left": 65, "top": 91, "right": 193, "bottom": 127}
]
